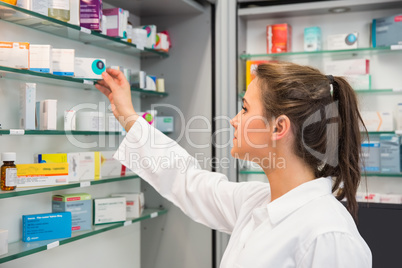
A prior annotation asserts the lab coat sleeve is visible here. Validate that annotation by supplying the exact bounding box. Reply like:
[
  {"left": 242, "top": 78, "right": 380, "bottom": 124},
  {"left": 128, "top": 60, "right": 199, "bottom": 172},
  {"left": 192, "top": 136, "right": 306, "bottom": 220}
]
[
  {"left": 114, "top": 117, "right": 262, "bottom": 234},
  {"left": 298, "top": 232, "right": 372, "bottom": 268}
]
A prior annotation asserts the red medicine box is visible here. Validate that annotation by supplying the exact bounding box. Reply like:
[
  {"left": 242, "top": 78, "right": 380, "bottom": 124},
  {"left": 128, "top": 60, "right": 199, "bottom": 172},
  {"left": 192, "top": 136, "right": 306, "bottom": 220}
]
[{"left": 266, "top": 24, "right": 292, "bottom": 54}]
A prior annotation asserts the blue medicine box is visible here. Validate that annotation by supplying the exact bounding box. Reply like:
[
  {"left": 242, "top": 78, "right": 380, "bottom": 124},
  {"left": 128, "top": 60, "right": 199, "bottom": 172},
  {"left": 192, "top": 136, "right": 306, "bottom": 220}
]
[
  {"left": 22, "top": 212, "right": 72, "bottom": 242},
  {"left": 372, "top": 14, "right": 402, "bottom": 47}
]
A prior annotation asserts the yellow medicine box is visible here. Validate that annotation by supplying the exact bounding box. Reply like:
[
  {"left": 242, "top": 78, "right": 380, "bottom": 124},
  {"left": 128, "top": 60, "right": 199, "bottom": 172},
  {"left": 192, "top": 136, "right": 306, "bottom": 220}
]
[{"left": 16, "top": 163, "right": 69, "bottom": 187}]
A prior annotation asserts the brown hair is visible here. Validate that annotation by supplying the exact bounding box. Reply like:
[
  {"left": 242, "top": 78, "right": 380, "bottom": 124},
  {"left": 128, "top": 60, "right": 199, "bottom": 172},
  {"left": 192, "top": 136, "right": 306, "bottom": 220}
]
[{"left": 256, "top": 61, "right": 366, "bottom": 221}]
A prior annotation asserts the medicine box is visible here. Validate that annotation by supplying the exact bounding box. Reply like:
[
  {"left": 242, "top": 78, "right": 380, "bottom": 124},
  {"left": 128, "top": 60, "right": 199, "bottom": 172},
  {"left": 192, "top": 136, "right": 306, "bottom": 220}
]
[
  {"left": 266, "top": 23, "right": 292, "bottom": 54},
  {"left": 327, "top": 32, "right": 358, "bottom": 50},
  {"left": 380, "top": 134, "right": 402, "bottom": 173},
  {"left": 52, "top": 193, "right": 92, "bottom": 232},
  {"left": 64, "top": 110, "right": 76, "bottom": 131},
  {"left": 80, "top": 0, "right": 102, "bottom": 31},
  {"left": 304, "top": 26, "right": 321, "bottom": 52},
  {"left": 52, "top": 49, "right": 75, "bottom": 76},
  {"left": 0, "top": 229, "right": 8, "bottom": 256},
  {"left": 131, "top": 71, "right": 146, "bottom": 89},
  {"left": 19, "top": 83, "right": 36, "bottom": 130},
  {"left": 345, "top": 75, "right": 371, "bottom": 90},
  {"left": 78, "top": 152, "right": 101, "bottom": 181},
  {"left": 100, "top": 151, "right": 126, "bottom": 177},
  {"left": 29, "top": 45, "right": 52, "bottom": 73},
  {"left": 380, "top": 194, "right": 402, "bottom": 204},
  {"left": 16, "top": 163, "right": 69, "bottom": 187},
  {"left": 34, "top": 153, "right": 79, "bottom": 182},
  {"left": 360, "top": 111, "right": 394, "bottom": 132},
  {"left": 22, "top": 212, "right": 72, "bottom": 242},
  {"left": 68, "top": 0, "right": 80, "bottom": 26},
  {"left": 111, "top": 193, "right": 144, "bottom": 218},
  {"left": 39, "top": 99, "right": 57, "bottom": 130},
  {"left": 132, "top": 28, "right": 147, "bottom": 50},
  {"left": 93, "top": 197, "right": 126, "bottom": 224},
  {"left": 372, "top": 14, "right": 402, "bottom": 47},
  {"left": 155, "top": 116, "right": 174, "bottom": 132},
  {"left": 324, "top": 59, "right": 369, "bottom": 76},
  {"left": 0, "top": 42, "right": 29, "bottom": 69},
  {"left": 74, "top": 57, "right": 106, "bottom": 79},
  {"left": 246, "top": 60, "right": 270, "bottom": 88},
  {"left": 139, "top": 25, "right": 157, "bottom": 49},
  {"left": 155, "top": 33, "right": 169, "bottom": 52},
  {"left": 361, "top": 141, "right": 380, "bottom": 172},
  {"left": 16, "top": 0, "right": 48, "bottom": 16},
  {"left": 103, "top": 8, "right": 126, "bottom": 38}
]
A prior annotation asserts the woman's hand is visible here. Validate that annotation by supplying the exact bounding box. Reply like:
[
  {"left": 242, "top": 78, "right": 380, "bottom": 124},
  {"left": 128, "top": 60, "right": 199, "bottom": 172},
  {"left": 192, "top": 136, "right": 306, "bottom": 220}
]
[{"left": 95, "top": 68, "right": 139, "bottom": 132}]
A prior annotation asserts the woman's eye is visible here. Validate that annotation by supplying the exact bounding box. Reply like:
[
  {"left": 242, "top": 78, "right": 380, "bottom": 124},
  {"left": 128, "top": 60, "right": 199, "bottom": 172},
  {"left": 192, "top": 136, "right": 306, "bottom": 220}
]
[{"left": 241, "top": 106, "right": 247, "bottom": 113}]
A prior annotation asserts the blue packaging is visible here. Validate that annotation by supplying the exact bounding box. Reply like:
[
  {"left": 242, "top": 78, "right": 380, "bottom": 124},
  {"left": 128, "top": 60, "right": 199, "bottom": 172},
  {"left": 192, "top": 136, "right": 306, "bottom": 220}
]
[
  {"left": 361, "top": 141, "right": 380, "bottom": 172},
  {"left": 22, "top": 212, "right": 72, "bottom": 242},
  {"left": 380, "top": 134, "right": 402, "bottom": 173},
  {"left": 304, "top": 26, "right": 321, "bottom": 51},
  {"left": 372, "top": 14, "right": 402, "bottom": 47}
]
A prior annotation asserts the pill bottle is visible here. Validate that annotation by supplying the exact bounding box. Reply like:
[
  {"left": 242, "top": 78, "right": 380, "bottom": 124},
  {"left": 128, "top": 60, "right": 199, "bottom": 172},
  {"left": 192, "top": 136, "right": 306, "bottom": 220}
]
[
  {"left": 48, "top": 0, "right": 70, "bottom": 22},
  {"left": 1, "top": 152, "right": 17, "bottom": 191}
]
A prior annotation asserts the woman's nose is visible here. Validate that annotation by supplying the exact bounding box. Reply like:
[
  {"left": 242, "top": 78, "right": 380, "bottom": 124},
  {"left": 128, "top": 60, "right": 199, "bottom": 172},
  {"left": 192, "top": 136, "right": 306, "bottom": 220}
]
[{"left": 230, "top": 118, "right": 238, "bottom": 128}]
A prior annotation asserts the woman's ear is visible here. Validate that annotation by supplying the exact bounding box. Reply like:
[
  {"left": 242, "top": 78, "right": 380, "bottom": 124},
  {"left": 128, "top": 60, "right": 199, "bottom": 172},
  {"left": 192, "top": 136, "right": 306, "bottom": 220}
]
[{"left": 271, "top": 115, "right": 291, "bottom": 141}]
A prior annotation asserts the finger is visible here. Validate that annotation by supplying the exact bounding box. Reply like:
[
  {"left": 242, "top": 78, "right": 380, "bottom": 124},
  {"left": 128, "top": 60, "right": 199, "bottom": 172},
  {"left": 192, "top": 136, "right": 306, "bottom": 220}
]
[
  {"left": 101, "top": 71, "right": 119, "bottom": 91},
  {"left": 106, "top": 68, "right": 129, "bottom": 85},
  {"left": 96, "top": 79, "right": 110, "bottom": 89},
  {"left": 95, "top": 83, "right": 112, "bottom": 98}
]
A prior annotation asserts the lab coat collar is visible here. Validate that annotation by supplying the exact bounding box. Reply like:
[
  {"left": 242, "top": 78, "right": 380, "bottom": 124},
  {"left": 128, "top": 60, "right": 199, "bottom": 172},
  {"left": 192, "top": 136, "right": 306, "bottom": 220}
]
[{"left": 267, "top": 177, "right": 332, "bottom": 226}]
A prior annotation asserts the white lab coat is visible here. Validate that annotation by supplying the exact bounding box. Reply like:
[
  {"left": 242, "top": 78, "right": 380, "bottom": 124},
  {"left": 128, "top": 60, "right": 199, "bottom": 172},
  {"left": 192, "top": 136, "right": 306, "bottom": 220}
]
[{"left": 114, "top": 117, "right": 372, "bottom": 268}]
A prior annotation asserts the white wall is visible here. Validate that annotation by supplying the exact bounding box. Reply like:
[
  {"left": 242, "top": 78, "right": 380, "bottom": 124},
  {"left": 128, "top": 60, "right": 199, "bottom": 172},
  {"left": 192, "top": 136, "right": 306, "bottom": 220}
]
[
  {"left": 0, "top": 9, "right": 147, "bottom": 268},
  {"left": 241, "top": 7, "right": 402, "bottom": 195}
]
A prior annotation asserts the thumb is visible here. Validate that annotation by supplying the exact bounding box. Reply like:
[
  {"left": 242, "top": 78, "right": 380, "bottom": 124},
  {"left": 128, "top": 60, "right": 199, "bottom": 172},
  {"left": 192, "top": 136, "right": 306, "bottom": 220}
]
[{"left": 102, "top": 72, "right": 118, "bottom": 91}]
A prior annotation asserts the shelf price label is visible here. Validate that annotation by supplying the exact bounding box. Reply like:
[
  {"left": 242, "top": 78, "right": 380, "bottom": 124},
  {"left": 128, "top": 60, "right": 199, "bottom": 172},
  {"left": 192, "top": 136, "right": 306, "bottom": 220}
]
[
  {"left": 80, "top": 181, "right": 91, "bottom": 187},
  {"left": 124, "top": 220, "right": 132, "bottom": 226},
  {"left": 9, "top": 129, "right": 25, "bottom": 135},
  {"left": 83, "top": 80, "right": 94, "bottom": 85},
  {"left": 47, "top": 241, "right": 60, "bottom": 250},
  {"left": 80, "top": 27, "right": 92, "bottom": 34},
  {"left": 150, "top": 212, "right": 158, "bottom": 218}
]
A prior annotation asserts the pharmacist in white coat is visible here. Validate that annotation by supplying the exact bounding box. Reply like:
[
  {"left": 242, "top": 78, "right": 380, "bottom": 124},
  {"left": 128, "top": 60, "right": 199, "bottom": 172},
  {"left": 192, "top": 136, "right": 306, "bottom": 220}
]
[{"left": 96, "top": 61, "right": 372, "bottom": 268}]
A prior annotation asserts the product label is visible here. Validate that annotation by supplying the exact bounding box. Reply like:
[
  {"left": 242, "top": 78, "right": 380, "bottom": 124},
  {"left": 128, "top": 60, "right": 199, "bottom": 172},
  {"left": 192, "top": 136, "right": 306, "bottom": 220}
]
[
  {"left": 32, "top": 0, "right": 49, "bottom": 16},
  {"left": 49, "top": 0, "right": 69, "bottom": 10},
  {"left": 5, "top": 168, "right": 17, "bottom": 187}
]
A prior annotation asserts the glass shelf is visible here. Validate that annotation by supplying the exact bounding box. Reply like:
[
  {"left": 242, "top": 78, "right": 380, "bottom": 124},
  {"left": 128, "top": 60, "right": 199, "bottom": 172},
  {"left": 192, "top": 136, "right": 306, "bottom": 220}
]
[
  {"left": 0, "top": 129, "right": 122, "bottom": 135},
  {"left": 239, "top": 47, "right": 400, "bottom": 60},
  {"left": 239, "top": 170, "right": 264, "bottom": 175},
  {"left": 0, "top": 175, "right": 140, "bottom": 199},
  {"left": 0, "top": 208, "right": 168, "bottom": 264},
  {"left": 0, "top": 66, "right": 169, "bottom": 97},
  {"left": 0, "top": 2, "right": 168, "bottom": 58}
]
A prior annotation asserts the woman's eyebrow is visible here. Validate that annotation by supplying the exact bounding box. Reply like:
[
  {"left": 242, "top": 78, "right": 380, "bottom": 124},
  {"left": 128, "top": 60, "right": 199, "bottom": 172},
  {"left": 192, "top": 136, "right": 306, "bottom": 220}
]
[{"left": 242, "top": 98, "right": 249, "bottom": 105}]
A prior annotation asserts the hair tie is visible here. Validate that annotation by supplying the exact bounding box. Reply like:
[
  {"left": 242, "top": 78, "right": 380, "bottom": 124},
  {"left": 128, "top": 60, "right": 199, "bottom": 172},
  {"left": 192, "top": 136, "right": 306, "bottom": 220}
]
[
  {"left": 326, "top": 75, "right": 334, "bottom": 85},
  {"left": 326, "top": 75, "right": 334, "bottom": 97}
]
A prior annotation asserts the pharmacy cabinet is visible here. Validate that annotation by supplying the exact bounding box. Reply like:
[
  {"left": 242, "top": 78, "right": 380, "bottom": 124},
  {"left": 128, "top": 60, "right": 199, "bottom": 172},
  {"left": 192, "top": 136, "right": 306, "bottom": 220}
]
[
  {"left": 0, "top": 1, "right": 213, "bottom": 268},
  {"left": 236, "top": 0, "right": 402, "bottom": 266}
]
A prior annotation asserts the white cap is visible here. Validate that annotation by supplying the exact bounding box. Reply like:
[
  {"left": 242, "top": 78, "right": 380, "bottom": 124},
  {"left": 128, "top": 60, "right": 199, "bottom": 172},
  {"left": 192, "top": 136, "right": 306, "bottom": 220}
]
[{"left": 2, "top": 152, "right": 16, "bottom": 162}]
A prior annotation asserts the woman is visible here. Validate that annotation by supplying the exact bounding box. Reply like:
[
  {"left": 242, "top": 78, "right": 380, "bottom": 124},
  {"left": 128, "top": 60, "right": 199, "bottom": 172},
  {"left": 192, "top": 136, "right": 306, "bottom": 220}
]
[{"left": 95, "top": 61, "right": 372, "bottom": 267}]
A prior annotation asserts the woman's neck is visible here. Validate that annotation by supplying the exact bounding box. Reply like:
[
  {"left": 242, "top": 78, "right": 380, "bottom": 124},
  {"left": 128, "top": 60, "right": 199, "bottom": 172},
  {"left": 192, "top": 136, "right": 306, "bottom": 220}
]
[{"left": 262, "top": 152, "right": 315, "bottom": 202}]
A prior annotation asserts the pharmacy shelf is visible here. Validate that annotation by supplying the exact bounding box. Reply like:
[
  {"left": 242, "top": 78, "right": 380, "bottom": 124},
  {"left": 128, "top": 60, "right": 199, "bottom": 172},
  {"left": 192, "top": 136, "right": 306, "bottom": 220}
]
[
  {"left": 0, "top": 175, "right": 140, "bottom": 199},
  {"left": 240, "top": 170, "right": 402, "bottom": 178},
  {"left": 0, "top": 129, "right": 122, "bottom": 135},
  {"left": 239, "top": 47, "right": 401, "bottom": 60},
  {"left": 0, "top": 208, "right": 167, "bottom": 264},
  {"left": 0, "top": 2, "right": 168, "bottom": 58},
  {"left": 341, "top": 201, "right": 402, "bottom": 210},
  {"left": 0, "top": 65, "right": 169, "bottom": 97}
]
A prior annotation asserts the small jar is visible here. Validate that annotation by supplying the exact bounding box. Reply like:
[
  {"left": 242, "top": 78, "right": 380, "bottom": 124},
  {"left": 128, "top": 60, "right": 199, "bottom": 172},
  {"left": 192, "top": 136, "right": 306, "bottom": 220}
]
[{"left": 1, "top": 152, "right": 17, "bottom": 191}]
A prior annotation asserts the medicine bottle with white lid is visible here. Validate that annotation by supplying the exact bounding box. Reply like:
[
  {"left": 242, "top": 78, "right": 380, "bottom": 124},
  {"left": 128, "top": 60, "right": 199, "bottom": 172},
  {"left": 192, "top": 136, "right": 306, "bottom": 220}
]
[{"left": 1, "top": 152, "right": 17, "bottom": 191}]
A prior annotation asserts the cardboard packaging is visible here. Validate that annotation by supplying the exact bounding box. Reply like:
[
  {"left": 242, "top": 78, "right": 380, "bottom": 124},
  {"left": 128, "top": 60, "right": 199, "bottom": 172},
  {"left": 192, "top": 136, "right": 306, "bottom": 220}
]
[
  {"left": 16, "top": 0, "right": 48, "bottom": 16},
  {"left": 106, "top": 113, "right": 120, "bottom": 132},
  {"left": 52, "top": 193, "right": 92, "bottom": 232},
  {"left": 93, "top": 197, "right": 126, "bottom": 224},
  {"left": 80, "top": 0, "right": 102, "bottom": 31},
  {"left": 68, "top": 0, "right": 80, "bottom": 25},
  {"left": 29, "top": 44, "right": 52, "bottom": 73},
  {"left": 324, "top": 59, "right": 369, "bottom": 76},
  {"left": 155, "top": 33, "right": 169, "bottom": 52},
  {"left": 34, "top": 153, "right": 79, "bottom": 182},
  {"left": 77, "top": 152, "right": 101, "bottom": 181},
  {"left": 0, "top": 229, "right": 8, "bottom": 256},
  {"left": 380, "top": 134, "right": 402, "bottom": 173},
  {"left": 111, "top": 193, "right": 144, "bottom": 218},
  {"left": 100, "top": 151, "right": 126, "bottom": 177},
  {"left": 64, "top": 110, "right": 76, "bottom": 131},
  {"left": 139, "top": 25, "right": 156, "bottom": 49},
  {"left": 16, "top": 163, "right": 69, "bottom": 187},
  {"left": 372, "top": 14, "right": 402, "bottom": 47},
  {"left": 345, "top": 75, "right": 371, "bottom": 90},
  {"left": 19, "top": 83, "right": 36, "bottom": 130},
  {"left": 327, "top": 32, "right": 358, "bottom": 50},
  {"left": 76, "top": 112, "right": 105, "bottom": 131},
  {"left": 131, "top": 71, "right": 146, "bottom": 89},
  {"left": 155, "top": 116, "right": 174, "bottom": 132},
  {"left": 74, "top": 57, "right": 106, "bottom": 79},
  {"left": 304, "top": 26, "right": 321, "bottom": 51},
  {"left": 0, "top": 42, "right": 29, "bottom": 69},
  {"left": 132, "top": 28, "right": 147, "bottom": 50},
  {"left": 246, "top": 60, "right": 270, "bottom": 88},
  {"left": 22, "top": 212, "right": 72, "bottom": 242},
  {"left": 266, "top": 23, "right": 292, "bottom": 54},
  {"left": 52, "top": 49, "right": 75, "bottom": 76},
  {"left": 380, "top": 194, "right": 402, "bottom": 204},
  {"left": 361, "top": 141, "right": 380, "bottom": 172},
  {"left": 39, "top": 99, "right": 57, "bottom": 130},
  {"left": 103, "top": 8, "right": 125, "bottom": 38},
  {"left": 360, "top": 111, "right": 394, "bottom": 132}
]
